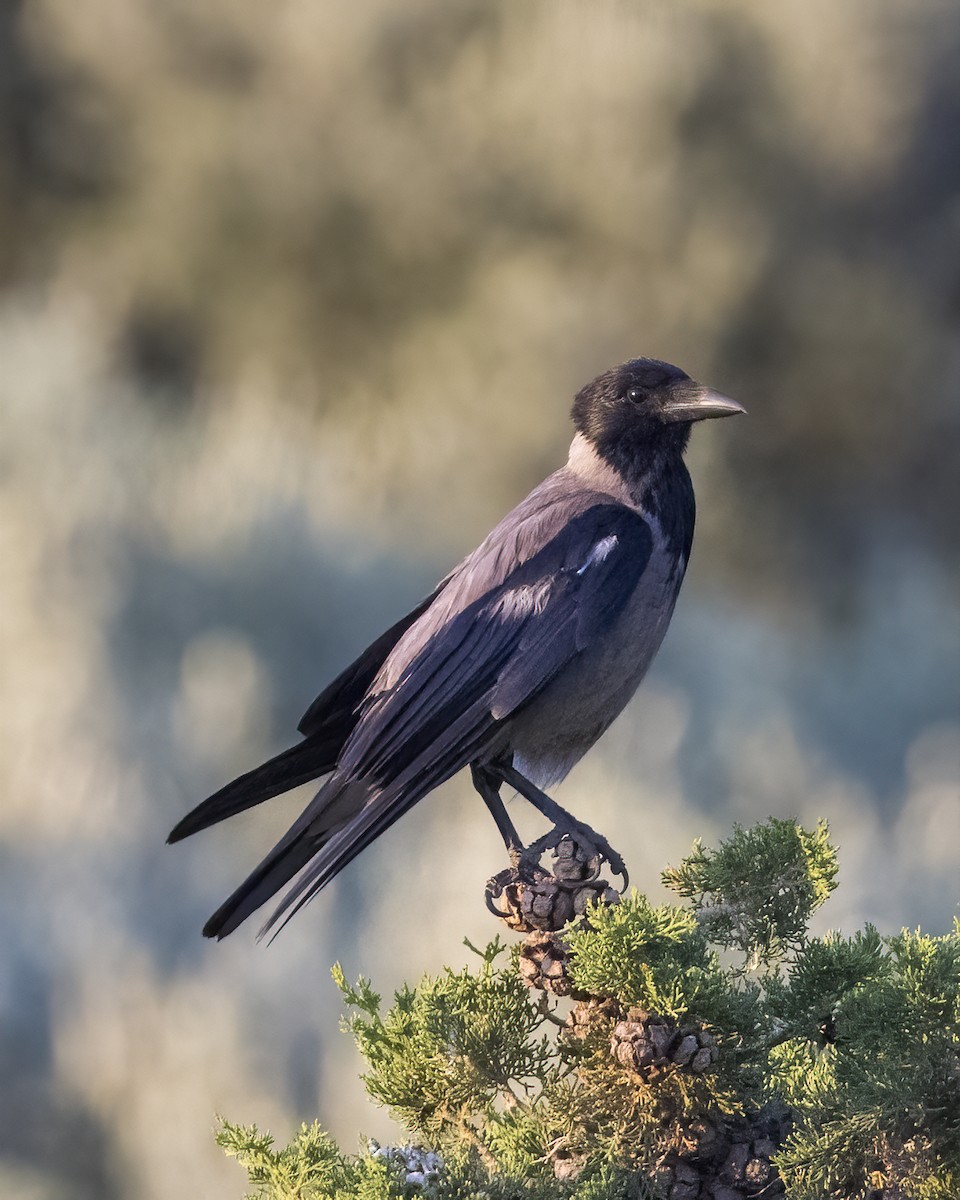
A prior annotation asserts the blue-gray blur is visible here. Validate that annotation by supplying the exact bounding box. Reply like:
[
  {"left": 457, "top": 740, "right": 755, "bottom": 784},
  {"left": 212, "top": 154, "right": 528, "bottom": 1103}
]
[{"left": 1, "top": 3, "right": 957, "bottom": 1196}]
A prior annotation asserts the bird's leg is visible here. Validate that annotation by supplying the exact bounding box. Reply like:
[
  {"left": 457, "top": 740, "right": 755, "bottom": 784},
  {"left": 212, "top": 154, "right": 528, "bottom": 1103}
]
[
  {"left": 495, "top": 761, "right": 629, "bottom": 888},
  {"left": 474, "top": 762, "right": 541, "bottom": 922},
  {"left": 470, "top": 762, "right": 523, "bottom": 864}
]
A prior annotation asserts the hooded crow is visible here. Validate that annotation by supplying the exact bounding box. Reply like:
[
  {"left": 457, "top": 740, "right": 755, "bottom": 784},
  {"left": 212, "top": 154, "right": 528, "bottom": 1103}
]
[{"left": 168, "top": 357, "right": 744, "bottom": 939}]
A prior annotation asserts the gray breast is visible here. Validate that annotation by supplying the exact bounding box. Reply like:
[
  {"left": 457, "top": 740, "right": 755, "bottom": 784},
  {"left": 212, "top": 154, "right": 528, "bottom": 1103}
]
[{"left": 503, "top": 518, "right": 685, "bottom": 789}]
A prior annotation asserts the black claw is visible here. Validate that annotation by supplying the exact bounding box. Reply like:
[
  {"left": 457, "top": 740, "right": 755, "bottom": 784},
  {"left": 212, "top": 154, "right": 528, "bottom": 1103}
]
[
  {"left": 484, "top": 868, "right": 512, "bottom": 917},
  {"left": 525, "top": 824, "right": 628, "bottom": 893}
]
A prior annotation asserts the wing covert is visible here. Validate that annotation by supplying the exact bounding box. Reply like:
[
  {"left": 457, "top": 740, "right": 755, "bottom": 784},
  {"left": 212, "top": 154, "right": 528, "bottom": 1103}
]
[{"left": 340, "top": 504, "right": 654, "bottom": 782}]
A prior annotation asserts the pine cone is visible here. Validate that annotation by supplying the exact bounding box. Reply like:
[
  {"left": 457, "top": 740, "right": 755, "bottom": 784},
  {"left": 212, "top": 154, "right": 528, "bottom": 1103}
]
[
  {"left": 713, "top": 1115, "right": 785, "bottom": 1198},
  {"left": 486, "top": 838, "right": 619, "bottom": 934},
  {"left": 659, "top": 1102, "right": 792, "bottom": 1199},
  {"left": 551, "top": 835, "right": 603, "bottom": 883},
  {"left": 565, "top": 995, "right": 623, "bottom": 1040},
  {"left": 518, "top": 931, "right": 586, "bottom": 997},
  {"left": 611, "top": 1009, "right": 719, "bottom": 1080},
  {"left": 368, "top": 1142, "right": 443, "bottom": 1189},
  {"left": 655, "top": 1158, "right": 701, "bottom": 1200},
  {"left": 503, "top": 872, "right": 577, "bottom": 932}
]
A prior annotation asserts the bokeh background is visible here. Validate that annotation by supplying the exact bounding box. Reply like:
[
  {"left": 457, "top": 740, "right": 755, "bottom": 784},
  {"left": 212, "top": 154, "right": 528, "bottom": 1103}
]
[{"left": 2, "top": 1, "right": 959, "bottom": 1196}]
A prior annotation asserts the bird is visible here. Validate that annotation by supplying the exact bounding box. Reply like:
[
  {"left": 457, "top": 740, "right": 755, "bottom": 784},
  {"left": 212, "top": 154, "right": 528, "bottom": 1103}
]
[{"left": 168, "top": 357, "right": 745, "bottom": 939}]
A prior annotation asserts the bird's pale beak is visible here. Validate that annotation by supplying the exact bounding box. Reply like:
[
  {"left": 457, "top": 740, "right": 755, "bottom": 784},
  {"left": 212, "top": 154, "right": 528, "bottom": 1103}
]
[{"left": 661, "top": 385, "right": 747, "bottom": 423}]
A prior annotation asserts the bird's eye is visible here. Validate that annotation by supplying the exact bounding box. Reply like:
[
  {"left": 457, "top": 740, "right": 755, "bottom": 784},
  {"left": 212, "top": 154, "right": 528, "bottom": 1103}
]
[{"left": 626, "top": 387, "right": 644, "bottom": 403}]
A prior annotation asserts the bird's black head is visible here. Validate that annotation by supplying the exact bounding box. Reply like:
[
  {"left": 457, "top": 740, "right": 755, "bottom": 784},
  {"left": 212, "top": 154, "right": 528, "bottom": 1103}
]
[{"left": 571, "top": 357, "right": 744, "bottom": 476}]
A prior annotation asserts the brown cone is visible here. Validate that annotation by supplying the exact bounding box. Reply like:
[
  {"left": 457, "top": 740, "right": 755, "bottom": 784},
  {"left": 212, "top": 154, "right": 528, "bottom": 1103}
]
[
  {"left": 487, "top": 837, "right": 619, "bottom": 934},
  {"left": 610, "top": 1009, "right": 719, "bottom": 1081},
  {"left": 565, "top": 995, "right": 623, "bottom": 1040},
  {"left": 659, "top": 1101, "right": 792, "bottom": 1199},
  {"left": 518, "top": 931, "right": 586, "bottom": 997}
]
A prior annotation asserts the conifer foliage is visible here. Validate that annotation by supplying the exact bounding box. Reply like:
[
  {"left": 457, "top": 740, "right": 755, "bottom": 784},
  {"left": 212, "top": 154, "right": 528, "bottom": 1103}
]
[{"left": 219, "top": 819, "right": 960, "bottom": 1199}]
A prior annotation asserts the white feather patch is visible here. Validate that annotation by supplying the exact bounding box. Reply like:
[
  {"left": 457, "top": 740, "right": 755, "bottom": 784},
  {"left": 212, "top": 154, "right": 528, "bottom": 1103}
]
[
  {"left": 493, "top": 579, "right": 553, "bottom": 619},
  {"left": 577, "top": 534, "right": 618, "bottom": 575}
]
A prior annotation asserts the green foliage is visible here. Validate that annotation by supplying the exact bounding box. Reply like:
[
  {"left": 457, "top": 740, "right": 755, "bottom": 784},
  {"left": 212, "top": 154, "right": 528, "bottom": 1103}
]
[
  {"left": 216, "top": 1116, "right": 656, "bottom": 1200},
  {"left": 216, "top": 1120, "right": 397, "bottom": 1200},
  {"left": 560, "top": 892, "right": 762, "bottom": 1041},
  {"left": 770, "top": 920, "right": 960, "bottom": 1200},
  {"left": 560, "top": 894, "right": 710, "bottom": 1017},
  {"left": 661, "top": 818, "right": 838, "bottom": 967},
  {"left": 764, "top": 926, "right": 887, "bottom": 1040},
  {"left": 332, "top": 937, "right": 557, "bottom": 1147},
  {"left": 220, "top": 821, "right": 960, "bottom": 1200}
]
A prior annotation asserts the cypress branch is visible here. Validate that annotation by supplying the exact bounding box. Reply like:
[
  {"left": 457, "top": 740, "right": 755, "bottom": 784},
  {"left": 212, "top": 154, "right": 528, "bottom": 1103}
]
[{"left": 217, "top": 820, "right": 960, "bottom": 1199}]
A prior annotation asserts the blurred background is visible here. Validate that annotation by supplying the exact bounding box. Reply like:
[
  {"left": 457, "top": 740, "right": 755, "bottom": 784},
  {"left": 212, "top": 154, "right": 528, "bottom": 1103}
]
[{"left": 1, "top": 0, "right": 958, "bottom": 1195}]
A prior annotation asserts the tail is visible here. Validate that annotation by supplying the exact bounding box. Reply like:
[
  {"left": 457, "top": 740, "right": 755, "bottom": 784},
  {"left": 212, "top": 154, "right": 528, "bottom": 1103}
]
[
  {"left": 201, "top": 776, "right": 371, "bottom": 940},
  {"left": 167, "top": 734, "right": 342, "bottom": 844},
  {"left": 202, "top": 830, "right": 319, "bottom": 940}
]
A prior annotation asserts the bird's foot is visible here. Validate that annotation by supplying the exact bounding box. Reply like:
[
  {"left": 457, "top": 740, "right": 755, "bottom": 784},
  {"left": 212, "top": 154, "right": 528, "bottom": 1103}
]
[
  {"left": 485, "top": 830, "right": 625, "bottom": 933},
  {"left": 522, "top": 822, "right": 629, "bottom": 892},
  {"left": 478, "top": 759, "right": 627, "bottom": 930},
  {"left": 489, "top": 761, "right": 628, "bottom": 889}
]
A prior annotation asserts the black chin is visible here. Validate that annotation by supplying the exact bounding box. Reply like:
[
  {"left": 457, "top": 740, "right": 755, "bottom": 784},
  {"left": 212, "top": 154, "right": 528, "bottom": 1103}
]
[{"left": 585, "top": 411, "right": 689, "bottom": 482}]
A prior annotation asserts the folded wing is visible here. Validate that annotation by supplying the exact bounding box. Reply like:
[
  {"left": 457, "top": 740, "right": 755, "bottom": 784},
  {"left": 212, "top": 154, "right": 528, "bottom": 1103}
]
[{"left": 215, "top": 503, "right": 653, "bottom": 939}]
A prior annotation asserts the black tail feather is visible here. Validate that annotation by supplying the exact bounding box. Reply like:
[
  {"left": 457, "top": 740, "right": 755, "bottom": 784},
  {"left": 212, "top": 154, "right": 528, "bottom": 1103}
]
[
  {"left": 167, "top": 735, "right": 341, "bottom": 844},
  {"left": 259, "top": 722, "right": 492, "bottom": 941},
  {"left": 201, "top": 776, "right": 369, "bottom": 939},
  {"left": 202, "top": 831, "right": 319, "bottom": 940}
]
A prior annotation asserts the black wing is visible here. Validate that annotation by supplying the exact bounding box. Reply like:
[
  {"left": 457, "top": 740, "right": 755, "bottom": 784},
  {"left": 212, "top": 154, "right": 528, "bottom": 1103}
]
[
  {"left": 296, "top": 584, "right": 447, "bottom": 736},
  {"left": 251, "top": 504, "right": 653, "bottom": 936}
]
